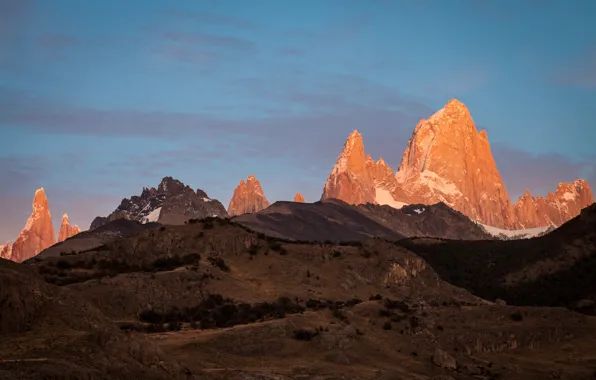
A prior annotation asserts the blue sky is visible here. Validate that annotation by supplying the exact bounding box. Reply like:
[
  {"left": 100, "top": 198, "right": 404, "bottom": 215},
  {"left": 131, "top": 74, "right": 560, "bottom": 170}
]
[{"left": 1, "top": 0, "right": 595, "bottom": 241}]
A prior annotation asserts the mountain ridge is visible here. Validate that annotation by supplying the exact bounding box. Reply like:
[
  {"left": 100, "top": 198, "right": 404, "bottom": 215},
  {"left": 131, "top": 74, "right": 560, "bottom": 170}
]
[{"left": 321, "top": 99, "right": 594, "bottom": 230}]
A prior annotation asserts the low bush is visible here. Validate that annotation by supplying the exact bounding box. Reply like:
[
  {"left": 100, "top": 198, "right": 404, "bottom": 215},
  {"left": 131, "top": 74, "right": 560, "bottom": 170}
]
[
  {"left": 293, "top": 329, "right": 319, "bottom": 341},
  {"left": 510, "top": 311, "right": 523, "bottom": 321},
  {"left": 208, "top": 256, "right": 230, "bottom": 272},
  {"left": 138, "top": 295, "right": 305, "bottom": 331}
]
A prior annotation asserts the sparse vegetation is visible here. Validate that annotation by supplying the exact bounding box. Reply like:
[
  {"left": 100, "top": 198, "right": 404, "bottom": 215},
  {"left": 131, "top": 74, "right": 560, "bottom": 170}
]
[
  {"left": 384, "top": 298, "right": 410, "bottom": 313},
  {"left": 138, "top": 295, "right": 305, "bottom": 330},
  {"left": 292, "top": 328, "right": 319, "bottom": 341},
  {"left": 382, "top": 321, "right": 392, "bottom": 330},
  {"left": 40, "top": 253, "right": 201, "bottom": 285},
  {"left": 208, "top": 256, "right": 230, "bottom": 272},
  {"left": 510, "top": 311, "right": 523, "bottom": 321},
  {"left": 268, "top": 241, "right": 287, "bottom": 255},
  {"left": 248, "top": 243, "right": 260, "bottom": 255}
]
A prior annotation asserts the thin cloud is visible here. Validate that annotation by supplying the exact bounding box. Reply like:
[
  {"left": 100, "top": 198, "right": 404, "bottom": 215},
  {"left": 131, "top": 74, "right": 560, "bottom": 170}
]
[
  {"left": 492, "top": 142, "right": 596, "bottom": 200},
  {"left": 162, "top": 32, "right": 256, "bottom": 52},
  {"left": 551, "top": 46, "right": 596, "bottom": 87},
  {"left": 163, "top": 10, "right": 256, "bottom": 30}
]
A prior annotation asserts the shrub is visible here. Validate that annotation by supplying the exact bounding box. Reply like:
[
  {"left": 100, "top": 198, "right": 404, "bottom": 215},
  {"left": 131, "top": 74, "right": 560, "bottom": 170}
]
[
  {"left": 188, "top": 218, "right": 200, "bottom": 224},
  {"left": 168, "top": 321, "right": 182, "bottom": 331},
  {"left": 382, "top": 321, "right": 392, "bottom": 330},
  {"left": 409, "top": 316, "right": 420, "bottom": 329},
  {"left": 510, "top": 311, "right": 523, "bottom": 321},
  {"left": 152, "top": 256, "right": 183, "bottom": 271},
  {"left": 268, "top": 241, "right": 287, "bottom": 255},
  {"left": 384, "top": 298, "right": 410, "bottom": 313},
  {"left": 56, "top": 260, "right": 72, "bottom": 270},
  {"left": 146, "top": 323, "right": 166, "bottom": 333},
  {"left": 331, "top": 307, "right": 347, "bottom": 321},
  {"left": 248, "top": 244, "right": 260, "bottom": 255},
  {"left": 369, "top": 294, "right": 383, "bottom": 301},
  {"left": 344, "top": 298, "right": 362, "bottom": 307},
  {"left": 203, "top": 221, "right": 214, "bottom": 229},
  {"left": 139, "top": 309, "right": 165, "bottom": 324},
  {"left": 378, "top": 309, "right": 391, "bottom": 317},
  {"left": 208, "top": 256, "right": 230, "bottom": 272},
  {"left": 293, "top": 329, "right": 319, "bottom": 341}
]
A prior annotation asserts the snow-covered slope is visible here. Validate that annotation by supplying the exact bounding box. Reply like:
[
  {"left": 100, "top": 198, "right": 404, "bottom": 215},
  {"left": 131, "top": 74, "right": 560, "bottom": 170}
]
[
  {"left": 375, "top": 188, "right": 408, "bottom": 209},
  {"left": 141, "top": 207, "right": 162, "bottom": 224},
  {"left": 478, "top": 222, "right": 553, "bottom": 240}
]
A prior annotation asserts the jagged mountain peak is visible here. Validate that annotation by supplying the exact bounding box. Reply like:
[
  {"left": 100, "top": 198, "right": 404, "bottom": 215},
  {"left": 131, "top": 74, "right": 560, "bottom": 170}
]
[
  {"left": 90, "top": 176, "right": 227, "bottom": 229},
  {"left": 228, "top": 175, "right": 270, "bottom": 216},
  {"left": 320, "top": 100, "right": 594, "bottom": 231}
]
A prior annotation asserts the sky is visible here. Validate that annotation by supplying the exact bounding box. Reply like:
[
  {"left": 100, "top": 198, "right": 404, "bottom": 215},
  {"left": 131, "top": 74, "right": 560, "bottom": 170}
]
[{"left": 1, "top": 0, "right": 595, "bottom": 242}]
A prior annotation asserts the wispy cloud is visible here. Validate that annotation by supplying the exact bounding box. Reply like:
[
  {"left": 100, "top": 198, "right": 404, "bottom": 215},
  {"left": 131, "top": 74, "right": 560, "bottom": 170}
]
[
  {"left": 163, "top": 10, "right": 256, "bottom": 30},
  {"left": 492, "top": 143, "right": 596, "bottom": 200},
  {"left": 162, "top": 32, "right": 256, "bottom": 52},
  {"left": 552, "top": 47, "right": 596, "bottom": 87},
  {"left": 37, "top": 34, "right": 78, "bottom": 49},
  {"left": 278, "top": 48, "right": 304, "bottom": 56}
]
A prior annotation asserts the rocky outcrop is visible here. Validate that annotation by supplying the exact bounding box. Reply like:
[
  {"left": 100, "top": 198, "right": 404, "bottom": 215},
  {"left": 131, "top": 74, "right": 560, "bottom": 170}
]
[
  {"left": 90, "top": 177, "right": 227, "bottom": 229},
  {"left": 57, "top": 214, "right": 81, "bottom": 242},
  {"left": 321, "top": 130, "right": 377, "bottom": 205},
  {"left": 10, "top": 188, "right": 56, "bottom": 263},
  {"left": 293, "top": 193, "right": 305, "bottom": 202},
  {"left": 0, "top": 243, "right": 11, "bottom": 260},
  {"left": 393, "top": 99, "right": 516, "bottom": 228},
  {"left": 514, "top": 179, "right": 595, "bottom": 228},
  {"left": 432, "top": 348, "right": 458, "bottom": 370},
  {"left": 228, "top": 175, "right": 270, "bottom": 216},
  {"left": 320, "top": 99, "right": 593, "bottom": 230}
]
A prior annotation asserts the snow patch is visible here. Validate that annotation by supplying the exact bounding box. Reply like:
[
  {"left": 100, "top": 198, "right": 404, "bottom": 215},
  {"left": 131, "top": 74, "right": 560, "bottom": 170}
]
[
  {"left": 478, "top": 222, "right": 552, "bottom": 240},
  {"left": 413, "top": 208, "right": 425, "bottom": 214},
  {"left": 202, "top": 197, "right": 212, "bottom": 202},
  {"left": 141, "top": 207, "right": 162, "bottom": 224},
  {"left": 419, "top": 170, "right": 462, "bottom": 197},
  {"left": 562, "top": 192, "right": 576, "bottom": 201},
  {"left": 375, "top": 187, "right": 408, "bottom": 209}
]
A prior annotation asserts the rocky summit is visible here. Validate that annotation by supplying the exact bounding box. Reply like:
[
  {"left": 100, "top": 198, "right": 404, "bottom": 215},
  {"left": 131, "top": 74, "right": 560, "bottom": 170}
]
[
  {"left": 90, "top": 176, "right": 227, "bottom": 229},
  {"left": 321, "top": 99, "right": 593, "bottom": 230},
  {"left": 293, "top": 193, "right": 305, "bottom": 202},
  {"left": 227, "top": 175, "right": 270, "bottom": 216},
  {"left": 57, "top": 214, "right": 80, "bottom": 242},
  {"left": 9, "top": 189, "right": 56, "bottom": 263}
]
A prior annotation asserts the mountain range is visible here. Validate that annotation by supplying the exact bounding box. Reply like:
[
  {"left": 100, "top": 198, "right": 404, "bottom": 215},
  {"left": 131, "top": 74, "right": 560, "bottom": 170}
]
[
  {"left": 321, "top": 99, "right": 594, "bottom": 229},
  {"left": 0, "top": 189, "right": 79, "bottom": 263},
  {"left": 1, "top": 99, "right": 593, "bottom": 264}
]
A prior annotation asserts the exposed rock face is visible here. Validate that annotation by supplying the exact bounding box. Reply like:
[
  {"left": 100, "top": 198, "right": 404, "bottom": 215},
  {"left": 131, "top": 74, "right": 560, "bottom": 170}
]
[
  {"left": 514, "top": 179, "right": 595, "bottom": 228},
  {"left": 10, "top": 188, "right": 56, "bottom": 263},
  {"left": 227, "top": 175, "right": 270, "bottom": 216},
  {"left": 321, "top": 130, "right": 377, "bottom": 205},
  {"left": 0, "top": 243, "right": 11, "bottom": 260},
  {"left": 293, "top": 193, "right": 305, "bottom": 202},
  {"left": 57, "top": 214, "right": 80, "bottom": 242},
  {"left": 234, "top": 199, "right": 491, "bottom": 242},
  {"left": 432, "top": 348, "right": 458, "bottom": 370},
  {"left": 321, "top": 99, "right": 593, "bottom": 229},
  {"left": 89, "top": 177, "right": 227, "bottom": 229},
  {"left": 394, "top": 99, "right": 516, "bottom": 228}
]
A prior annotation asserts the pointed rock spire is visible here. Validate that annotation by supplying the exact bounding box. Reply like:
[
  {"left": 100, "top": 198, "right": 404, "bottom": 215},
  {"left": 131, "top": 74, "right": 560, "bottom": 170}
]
[
  {"left": 57, "top": 214, "right": 81, "bottom": 242},
  {"left": 0, "top": 243, "right": 12, "bottom": 260},
  {"left": 10, "top": 188, "right": 55, "bottom": 262},
  {"left": 228, "top": 175, "right": 270, "bottom": 216},
  {"left": 293, "top": 193, "right": 305, "bottom": 202}
]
